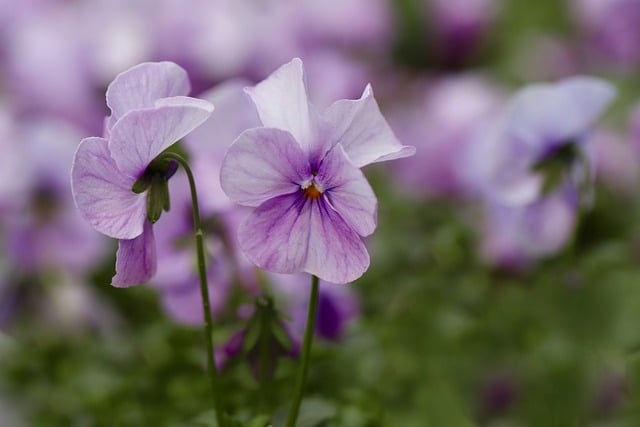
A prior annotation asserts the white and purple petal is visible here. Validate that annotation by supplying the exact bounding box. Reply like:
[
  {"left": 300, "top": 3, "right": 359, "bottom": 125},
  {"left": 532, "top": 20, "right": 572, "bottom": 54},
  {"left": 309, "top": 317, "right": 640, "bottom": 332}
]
[
  {"left": 317, "top": 145, "right": 377, "bottom": 237},
  {"left": 322, "top": 84, "right": 415, "bottom": 168},
  {"left": 245, "top": 57, "right": 316, "bottom": 151},
  {"left": 238, "top": 193, "right": 311, "bottom": 274},
  {"left": 304, "top": 200, "right": 370, "bottom": 284},
  {"left": 108, "top": 99, "right": 213, "bottom": 177},
  {"left": 71, "top": 136, "right": 146, "bottom": 239},
  {"left": 220, "top": 127, "right": 310, "bottom": 207},
  {"left": 106, "top": 61, "right": 191, "bottom": 124},
  {"left": 112, "top": 221, "right": 157, "bottom": 287}
]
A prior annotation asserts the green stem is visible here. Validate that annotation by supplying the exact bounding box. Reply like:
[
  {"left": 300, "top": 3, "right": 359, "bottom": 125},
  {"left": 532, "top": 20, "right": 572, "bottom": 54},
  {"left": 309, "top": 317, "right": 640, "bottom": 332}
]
[
  {"left": 285, "top": 275, "right": 320, "bottom": 427},
  {"left": 160, "top": 152, "right": 226, "bottom": 427}
]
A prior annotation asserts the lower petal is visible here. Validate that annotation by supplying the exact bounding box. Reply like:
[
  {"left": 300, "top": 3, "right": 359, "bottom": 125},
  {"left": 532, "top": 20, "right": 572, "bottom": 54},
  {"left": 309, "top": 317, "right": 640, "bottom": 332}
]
[
  {"left": 112, "top": 221, "right": 157, "bottom": 287},
  {"left": 305, "top": 200, "right": 370, "bottom": 284},
  {"left": 238, "top": 193, "right": 311, "bottom": 274}
]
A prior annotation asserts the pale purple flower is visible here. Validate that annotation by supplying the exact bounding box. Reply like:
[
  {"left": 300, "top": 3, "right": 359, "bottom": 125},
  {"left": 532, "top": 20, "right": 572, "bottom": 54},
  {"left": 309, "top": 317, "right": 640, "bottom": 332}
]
[
  {"left": 467, "top": 76, "right": 616, "bottom": 206},
  {"left": 220, "top": 58, "right": 415, "bottom": 284},
  {"left": 71, "top": 61, "right": 213, "bottom": 287}
]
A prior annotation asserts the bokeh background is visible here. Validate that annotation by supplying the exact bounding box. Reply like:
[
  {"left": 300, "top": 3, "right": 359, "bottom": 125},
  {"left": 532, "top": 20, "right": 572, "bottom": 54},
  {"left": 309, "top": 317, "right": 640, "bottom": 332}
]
[{"left": 2, "top": 0, "right": 640, "bottom": 425}]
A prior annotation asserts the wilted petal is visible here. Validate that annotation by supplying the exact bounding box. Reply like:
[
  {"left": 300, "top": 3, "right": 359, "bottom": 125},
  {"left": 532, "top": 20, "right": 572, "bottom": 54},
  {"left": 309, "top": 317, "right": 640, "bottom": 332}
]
[
  {"left": 108, "top": 99, "right": 213, "bottom": 177},
  {"left": 112, "top": 221, "right": 157, "bottom": 287},
  {"left": 305, "top": 200, "right": 370, "bottom": 284},
  {"left": 317, "top": 145, "right": 377, "bottom": 236},
  {"left": 323, "top": 84, "right": 415, "bottom": 168},
  {"left": 106, "top": 61, "right": 191, "bottom": 123},
  {"left": 508, "top": 77, "right": 616, "bottom": 146},
  {"left": 220, "top": 128, "right": 309, "bottom": 206},
  {"left": 71, "top": 137, "right": 146, "bottom": 239},
  {"left": 245, "top": 58, "right": 316, "bottom": 150},
  {"left": 238, "top": 193, "right": 311, "bottom": 274}
]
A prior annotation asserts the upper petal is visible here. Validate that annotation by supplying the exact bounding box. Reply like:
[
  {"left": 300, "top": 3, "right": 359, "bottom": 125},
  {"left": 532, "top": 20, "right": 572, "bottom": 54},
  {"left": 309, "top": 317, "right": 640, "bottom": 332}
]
[
  {"left": 322, "top": 84, "right": 416, "bottom": 168},
  {"left": 317, "top": 145, "right": 377, "bottom": 236},
  {"left": 304, "top": 200, "right": 370, "bottom": 284},
  {"left": 507, "top": 76, "right": 616, "bottom": 147},
  {"left": 111, "top": 221, "right": 157, "bottom": 287},
  {"left": 108, "top": 98, "right": 214, "bottom": 177},
  {"left": 106, "top": 61, "right": 191, "bottom": 124},
  {"left": 238, "top": 193, "right": 311, "bottom": 274},
  {"left": 245, "top": 57, "right": 316, "bottom": 150},
  {"left": 220, "top": 127, "right": 309, "bottom": 207},
  {"left": 71, "top": 136, "right": 146, "bottom": 239}
]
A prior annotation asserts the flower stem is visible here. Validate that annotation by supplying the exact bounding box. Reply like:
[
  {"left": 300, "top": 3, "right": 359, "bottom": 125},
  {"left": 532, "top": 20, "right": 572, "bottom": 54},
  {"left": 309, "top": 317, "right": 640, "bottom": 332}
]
[
  {"left": 160, "top": 152, "right": 226, "bottom": 427},
  {"left": 285, "top": 274, "right": 320, "bottom": 427}
]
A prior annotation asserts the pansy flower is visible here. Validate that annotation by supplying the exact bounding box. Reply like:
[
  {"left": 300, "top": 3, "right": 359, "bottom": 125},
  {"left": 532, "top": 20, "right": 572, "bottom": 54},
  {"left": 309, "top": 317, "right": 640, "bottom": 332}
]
[
  {"left": 220, "top": 58, "right": 414, "bottom": 284},
  {"left": 470, "top": 76, "right": 616, "bottom": 206},
  {"left": 71, "top": 62, "right": 213, "bottom": 287}
]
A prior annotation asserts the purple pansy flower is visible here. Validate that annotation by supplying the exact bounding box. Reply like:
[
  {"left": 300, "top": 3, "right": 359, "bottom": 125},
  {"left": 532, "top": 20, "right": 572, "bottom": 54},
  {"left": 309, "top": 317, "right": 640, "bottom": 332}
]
[
  {"left": 71, "top": 61, "right": 214, "bottom": 287},
  {"left": 220, "top": 58, "right": 415, "bottom": 284},
  {"left": 468, "top": 76, "right": 616, "bottom": 206}
]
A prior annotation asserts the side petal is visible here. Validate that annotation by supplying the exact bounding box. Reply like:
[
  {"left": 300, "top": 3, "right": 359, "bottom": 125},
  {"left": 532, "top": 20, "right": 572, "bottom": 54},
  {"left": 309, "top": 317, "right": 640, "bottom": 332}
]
[
  {"left": 71, "top": 136, "right": 146, "bottom": 239},
  {"left": 323, "top": 84, "right": 415, "bottom": 168},
  {"left": 106, "top": 61, "right": 191, "bottom": 123},
  {"left": 245, "top": 57, "right": 315, "bottom": 149},
  {"left": 238, "top": 193, "right": 311, "bottom": 274},
  {"left": 108, "top": 98, "right": 214, "bottom": 177},
  {"left": 220, "top": 128, "right": 309, "bottom": 207},
  {"left": 112, "top": 221, "right": 157, "bottom": 287},
  {"left": 317, "top": 145, "right": 377, "bottom": 236},
  {"left": 507, "top": 77, "right": 616, "bottom": 146},
  {"left": 305, "top": 200, "right": 370, "bottom": 284}
]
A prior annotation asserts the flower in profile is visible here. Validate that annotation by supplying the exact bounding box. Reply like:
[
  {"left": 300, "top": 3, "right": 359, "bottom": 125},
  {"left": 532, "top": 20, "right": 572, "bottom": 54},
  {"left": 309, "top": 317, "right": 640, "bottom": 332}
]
[
  {"left": 220, "top": 58, "right": 414, "bottom": 284},
  {"left": 71, "top": 62, "right": 213, "bottom": 287},
  {"left": 469, "top": 76, "right": 616, "bottom": 206}
]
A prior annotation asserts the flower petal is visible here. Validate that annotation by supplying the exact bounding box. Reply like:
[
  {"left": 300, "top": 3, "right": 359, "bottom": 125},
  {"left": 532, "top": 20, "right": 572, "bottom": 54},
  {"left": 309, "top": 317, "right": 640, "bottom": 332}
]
[
  {"left": 507, "top": 76, "right": 616, "bottom": 147},
  {"left": 323, "top": 84, "right": 416, "bottom": 168},
  {"left": 317, "top": 145, "right": 377, "bottom": 236},
  {"left": 304, "top": 200, "right": 370, "bottom": 284},
  {"left": 108, "top": 98, "right": 214, "bottom": 177},
  {"left": 245, "top": 57, "right": 316, "bottom": 150},
  {"left": 238, "top": 193, "right": 311, "bottom": 274},
  {"left": 71, "top": 136, "right": 146, "bottom": 239},
  {"left": 112, "top": 221, "right": 157, "bottom": 287},
  {"left": 106, "top": 61, "right": 191, "bottom": 123},
  {"left": 220, "top": 128, "right": 309, "bottom": 207}
]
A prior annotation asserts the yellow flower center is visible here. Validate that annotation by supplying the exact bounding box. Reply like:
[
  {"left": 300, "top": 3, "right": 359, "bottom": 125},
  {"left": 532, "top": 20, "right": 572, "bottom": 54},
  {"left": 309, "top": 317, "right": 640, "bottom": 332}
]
[{"left": 303, "top": 183, "right": 322, "bottom": 200}]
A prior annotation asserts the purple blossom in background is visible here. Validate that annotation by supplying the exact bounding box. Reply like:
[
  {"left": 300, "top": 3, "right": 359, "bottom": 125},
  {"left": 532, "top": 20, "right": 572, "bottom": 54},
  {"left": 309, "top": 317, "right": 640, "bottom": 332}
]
[
  {"left": 388, "top": 74, "right": 504, "bottom": 199},
  {"left": 220, "top": 58, "right": 415, "bottom": 284},
  {"left": 4, "top": 118, "right": 107, "bottom": 274},
  {"left": 479, "top": 190, "right": 578, "bottom": 268},
  {"left": 426, "top": 0, "right": 500, "bottom": 66},
  {"left": 151, "top": 174, "right": 233, "bottom": 325},
  {"left": 468, "top": 76, "right": 616, "bottom": 206},
  {"left": 183, "top": 78, "right": 261, "bottom": 213},
  {"left": 71, "top": 61, "right": 213, "bottom": 287},
  {"left": 570, "top": 0, "right": 640, "bottom": 68},
  {"left": 270, "top": 273, "right": 360, "bottom": 341}
]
